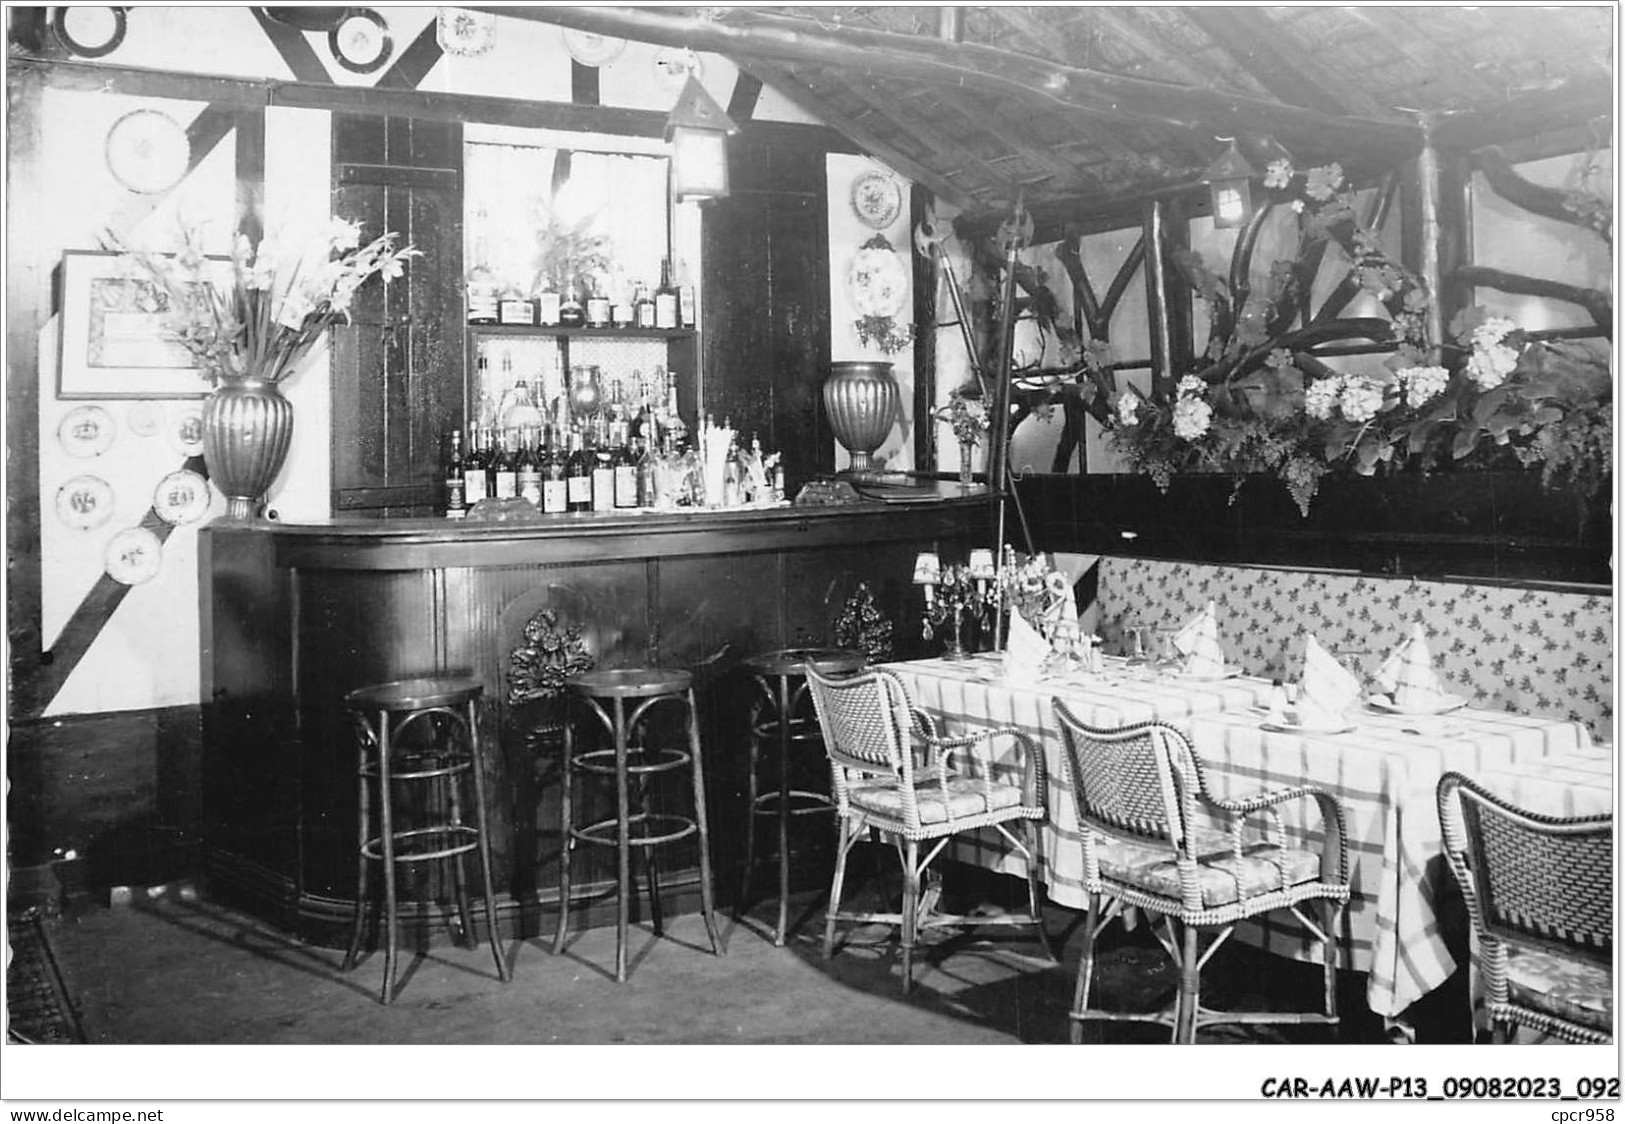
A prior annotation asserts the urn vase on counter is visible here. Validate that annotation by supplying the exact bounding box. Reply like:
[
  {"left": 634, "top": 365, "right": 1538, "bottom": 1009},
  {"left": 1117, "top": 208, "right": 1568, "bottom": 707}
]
[
  {"left": 822, "top": 360, "right": 899, "bottom": 474},
  {"left": 202, "top": 375, "right": 294, "bottom": 520}
]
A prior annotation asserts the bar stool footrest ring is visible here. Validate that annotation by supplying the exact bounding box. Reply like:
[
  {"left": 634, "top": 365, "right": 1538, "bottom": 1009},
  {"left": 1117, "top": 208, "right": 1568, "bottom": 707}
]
[
  {"left": 572, "top": 812, "right": 699, "bottom": 849},
  {"left": 571, "top": 746, "right": 691, "bottom": 777},
  {"left": 362, "top": 824, "right": 481, "bottom": 862}
]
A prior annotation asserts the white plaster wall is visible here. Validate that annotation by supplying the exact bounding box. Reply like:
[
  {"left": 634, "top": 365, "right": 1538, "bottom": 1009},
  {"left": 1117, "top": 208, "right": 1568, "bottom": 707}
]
[{"left": 827, "top": 153, "right": 915, "bottom": 471}]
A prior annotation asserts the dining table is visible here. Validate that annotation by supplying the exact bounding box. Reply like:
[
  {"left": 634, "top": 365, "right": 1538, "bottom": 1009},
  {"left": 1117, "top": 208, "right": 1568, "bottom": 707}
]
[{"left": 880, "top": 650, "right": 1604, "bottom": 1025}]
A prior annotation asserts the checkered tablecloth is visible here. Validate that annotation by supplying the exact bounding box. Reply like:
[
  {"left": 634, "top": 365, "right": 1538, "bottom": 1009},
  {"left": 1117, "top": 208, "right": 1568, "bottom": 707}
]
[
  {"left": 1470, "top": 748, "right": 1612, "bottom": 819},
  {"left": 1186, "top": 707, "right": 1596, "bottom": 1018},
  {"left": 879, "top": 653, "right": 1276, "bottom": 907}
]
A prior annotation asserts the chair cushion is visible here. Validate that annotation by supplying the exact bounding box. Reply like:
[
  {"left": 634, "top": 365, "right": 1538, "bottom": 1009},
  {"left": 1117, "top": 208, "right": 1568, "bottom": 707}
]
[
  {"left": 848, "top": 775, "right": 1025, "bottom": 825},
  {"left": 1094, "top": 825, "right": 1324, "bottom": 908},
  {"left": 1505, "top": 946, "right": 1613, "bottom": 1032}
]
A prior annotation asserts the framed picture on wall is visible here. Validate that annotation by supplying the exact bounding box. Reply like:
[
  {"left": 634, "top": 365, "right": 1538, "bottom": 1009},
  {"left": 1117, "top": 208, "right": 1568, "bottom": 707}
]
[{"left": 57, "top": 249, "right": 228, "bottom": 399}]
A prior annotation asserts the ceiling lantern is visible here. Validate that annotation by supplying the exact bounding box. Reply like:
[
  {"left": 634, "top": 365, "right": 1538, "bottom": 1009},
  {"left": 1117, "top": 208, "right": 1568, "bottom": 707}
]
[
  {"left": 665, "top": 76, "right": 739, "bottom": 202},
  {"left": 1202, "top": 138, "right": 1258, "bottom": 229}
]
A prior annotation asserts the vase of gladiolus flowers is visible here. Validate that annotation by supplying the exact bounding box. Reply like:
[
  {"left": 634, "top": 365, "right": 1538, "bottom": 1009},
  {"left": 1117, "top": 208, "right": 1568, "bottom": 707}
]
[{"left": 115, "top": 219, "right": 419, "bottom": 519}]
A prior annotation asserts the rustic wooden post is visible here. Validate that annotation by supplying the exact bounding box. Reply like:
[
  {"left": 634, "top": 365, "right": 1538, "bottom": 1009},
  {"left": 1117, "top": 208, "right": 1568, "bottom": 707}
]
[
  {"left": 1413, "top": 113, "right": 1446, "bottom": 352},
  {"left": 1142, "top": 199, "right": 1175, "bottom": 398}
]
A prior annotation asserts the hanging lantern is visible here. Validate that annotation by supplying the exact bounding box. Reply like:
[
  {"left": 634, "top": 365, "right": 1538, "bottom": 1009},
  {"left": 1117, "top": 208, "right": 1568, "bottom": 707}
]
[
  {"left": 1202, "top": 138, "right": 1258, "bottom": 229},
  {"left": 665, "top": 76, "right": 739, "bottom": 202}
]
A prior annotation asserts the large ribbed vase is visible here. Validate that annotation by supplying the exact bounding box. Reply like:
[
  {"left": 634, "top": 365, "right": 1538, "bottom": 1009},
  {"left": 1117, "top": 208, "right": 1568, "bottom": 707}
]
[
  {"left": 202, "top": 376, "right": 294, "bottom": 521},
  {"left": 822, "top": 360, "right": 899, "bottom": 473}
]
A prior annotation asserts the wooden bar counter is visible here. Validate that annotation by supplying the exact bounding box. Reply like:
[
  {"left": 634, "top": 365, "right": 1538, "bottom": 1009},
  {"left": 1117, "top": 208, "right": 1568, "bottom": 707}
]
[{"left": 199, "top": 485, "right": 985, "bottom": 943}]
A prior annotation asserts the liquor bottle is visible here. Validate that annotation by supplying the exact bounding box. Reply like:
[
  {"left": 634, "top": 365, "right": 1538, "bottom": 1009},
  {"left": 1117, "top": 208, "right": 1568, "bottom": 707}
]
[
  {"left": 465, "top": 205, "right": 499, "bottom": 325},
  {"left": 634, "top": 279, "right": 656, "bottom": 329},
  {"left": 541, "top": 425, "right": 569, "bottom": 514},
  {"left": 516, "top": 427, "right": 542, "bottom": 506},
  {"left": 444, "top": 429, "right": 467, "bottom": 518},
  {"left": 463, "top": 426, "right": 489, "bottom": 507},
  {"left": 483, "top": 426, "right": 499, "bottom": 500},
  {"left": 565, "top": 427, "right": 592, "bottom": 512},
  {"left": 611, "top": 272, "right": 635, "bottom": 328},
  {"left": 492, "top": 429, "right": 518, "bottom": 500},
  {"left": 535, "top": 275, "right": 562, "bottom": 327},
  {"left": 500, "top": 375, "right": 544, "bottom": 432},
  {"left": 559, "top": 277, "right": 586, "bottom": 328},
  {"left": 675, "top": 257, "right": 697, "bottom": 329},
  {"left": 613, "top": 423, "right": 639, "bottom": 509},
  {"left": 722, "top": 435, "right": 743, "bottom": 507},
  {"left": 497, "top": 282, "right": 534, "bottom": 326},
  {"left": 585, "top": 276, "right": 612, "bottom": 328},
  {"left": 637, "top": 435, "right": 658, "bottom": 508},
  {"left": 664, "top": 369, "right": 687, "bottom": 448},
  {"left": 654, "top": 258, "right": 679, "bottom": 329},
  {"left": 591, "top": 416, "right": 616, "bottom": 512}
]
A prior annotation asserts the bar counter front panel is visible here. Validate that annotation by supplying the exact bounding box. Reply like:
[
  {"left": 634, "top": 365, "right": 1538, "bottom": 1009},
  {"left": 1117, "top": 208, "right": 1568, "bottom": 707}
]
[{"left": 199, "top": 490, "right": 985, "bottom": 942}]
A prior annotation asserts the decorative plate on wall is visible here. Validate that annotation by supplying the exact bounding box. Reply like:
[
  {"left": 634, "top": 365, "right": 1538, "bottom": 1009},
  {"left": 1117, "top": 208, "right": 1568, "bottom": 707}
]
[
  {"left": 436, "top": 7, "right": 495, "bottom": 56},
  {"left": 58, "top": 405, "right": 116, "bottom": 458},
  {"left": 105, "top": 108, "right": 190, "bottom": 195},
  {"left": 564, "top": 28, "right": 627, "bottom": 67},
  {"left": 329, "top": 8, "right": 393, "bottom": 74},
  {"left": 168, "top": 405, "right": 205, "bottom": 456},
  {"left": 153, "top": 469, "right": 211, "bottom": 526},
  {"left": 847, "top": 243, "right": 909, "bottom": 318},
  {"left": 56, "top": 475, "right": 116, "bottom": 531},
  {"left": 52, "top": 6, "right": 128, "bottom": 58},
  {"left": 850, "top": 170, "right": 904, "bottom": 230},
  {"left": 104, "top": 526, "right": 164, "bottom": 585}
]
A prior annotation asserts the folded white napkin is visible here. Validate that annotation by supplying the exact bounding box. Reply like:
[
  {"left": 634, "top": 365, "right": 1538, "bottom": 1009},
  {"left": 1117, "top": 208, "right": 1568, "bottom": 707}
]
[
  {"left": 1373, "top": 623, "right": 1452, "bottom": 712},
  {"left": 1003, "top": 608, "right": 1051, "bottom": 681},
  {"left": 1298, "top": 634, "right": 1362, "bottom": 719},
  {"left": 1172, "top": 600, "right": 1225, "bottom": 678}
]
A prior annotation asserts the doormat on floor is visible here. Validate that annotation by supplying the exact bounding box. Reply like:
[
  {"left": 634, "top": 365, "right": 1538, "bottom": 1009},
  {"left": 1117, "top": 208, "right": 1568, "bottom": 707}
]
[{"left": 6, "top": 908, "right": 86, "bottom": 1044}]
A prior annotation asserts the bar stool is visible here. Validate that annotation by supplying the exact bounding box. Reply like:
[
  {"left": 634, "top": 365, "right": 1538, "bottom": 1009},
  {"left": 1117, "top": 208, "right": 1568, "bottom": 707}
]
[
  {"left": 737, "top": 647, "right": 867, "bottom": 945},
  {"left": 553, "top": 667, "right": 722, "bottom": 982},
  {"left": 341, "top": 675, "right": 510, "bottom": 1004}
]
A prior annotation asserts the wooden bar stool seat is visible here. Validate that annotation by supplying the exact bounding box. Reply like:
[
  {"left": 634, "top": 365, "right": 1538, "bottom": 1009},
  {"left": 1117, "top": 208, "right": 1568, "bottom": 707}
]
[
  {"left": 341, "top": 675, "right": 510, "bottom": 1004},
  {"left": 554, "top": 666, "right": 722, "bottom": 982},
  {"left": 737, "top": 647, "right": 867, "bottom": 945}
]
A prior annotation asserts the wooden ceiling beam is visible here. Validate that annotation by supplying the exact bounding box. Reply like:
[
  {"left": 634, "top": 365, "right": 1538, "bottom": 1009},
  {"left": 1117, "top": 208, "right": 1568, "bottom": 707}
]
[
  {"left": 1070, "top": 8, "right": 1212, "bottom": 90},
  {"left": 930, "top": 87, "right": 1080, "bottom": 183},
  {"left": 731, "top": 55, "right": 980, "bottom": 211},
  {"left": 1431, "top": 76, "right": 1615, "bottom": 153},
  {"left": 474, "top": 5, "right": 1421, "bottom": 160},
  {"left": 1182, "top": 7, "right": 1377, "bottom": 117},
  {"left": 831, "top": 77, "right": 1021, "bottom": 197}
]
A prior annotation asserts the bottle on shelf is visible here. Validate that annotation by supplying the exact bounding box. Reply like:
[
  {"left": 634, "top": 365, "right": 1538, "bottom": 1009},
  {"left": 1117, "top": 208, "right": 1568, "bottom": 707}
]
[
  {"left": 500, "top": 373, "right": 545, "bottom": 432},
  {"left": 611, "top": 271, "right": 635, "bottom": 329},
  {"left": 585, "top": 275, "right": 612, "bottom": 328},
  {"left": 516, "top": 426, "right": 542, "bottom": 506},
  {"left": 663, "top": 368, "right": 687, "bottom": 448},
  {"left": 444, "top": 429, "right": 467, "bottom": 518},
  {"left": 492, "top": 429, "right": 518, "bottom": 500},
  {"left": 613, "top": 423, "right": 639, "bottom": 510},
  {"left": 565, "top": 426, "right": 592, "bottom": 513},
  {"left": 463, "top": 426, "right": 490, "bottom": 507},
  {"left": 465, "top": 205, "right": 499, "bottom": 325},
  {"left": 535, "top": 273, "right": 562, "bottom": 327},
  {"left": 654, "top": 258, "right": 679, "bottom": 330},
  {"left": 634, "top": 279, "right": 656, "bottom": 329},
  {"left": 591, "top": 416, "right": 616, "bottom": 512},
  {"left": 559, "top": 276, "right": 586, "bottom": 328},
  {"left": 541, "top": 425, "right": 569, "bottom": 514},
  {"left": 637, "top": 434, "right": 658, "bottom": 508},
  {"left": 498, "top": 281, "right": 534, "bottom": 326},
  {"left": 675, "top": 257, "right": 697, "bottom": 329}
]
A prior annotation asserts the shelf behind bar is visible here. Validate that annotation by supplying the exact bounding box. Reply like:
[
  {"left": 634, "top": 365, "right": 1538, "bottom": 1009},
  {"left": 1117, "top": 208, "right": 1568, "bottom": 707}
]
[{"left": 470, "top": 324, "right": 695, "bottom": 340}]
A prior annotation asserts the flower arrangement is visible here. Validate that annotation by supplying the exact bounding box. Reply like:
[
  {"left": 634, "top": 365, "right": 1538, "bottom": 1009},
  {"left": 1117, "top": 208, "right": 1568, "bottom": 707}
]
[
  {"left": 998, "top": 550, "right": 1074, "bottom": 640},
  {"left": 1103, "top": 155, "right": 1612, "bottom": 514},
  {"left": 934, "top": 387, "right": 991, "bottom": 448},
  {"left": 110, "top": 218, "right": 419, "bottom": 385}
]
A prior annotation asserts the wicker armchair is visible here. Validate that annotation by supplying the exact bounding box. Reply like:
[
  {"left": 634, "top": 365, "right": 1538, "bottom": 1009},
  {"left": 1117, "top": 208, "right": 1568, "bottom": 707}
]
[
  {"left": 1437, "top": 771, "right": 1613, "bottom": 1044},
  {"left": 803, "top": 665, "right": 1053, "bottom": 994},
  {"left": 1051, "top": 701, "right": 1350, "bottom": 1043}
]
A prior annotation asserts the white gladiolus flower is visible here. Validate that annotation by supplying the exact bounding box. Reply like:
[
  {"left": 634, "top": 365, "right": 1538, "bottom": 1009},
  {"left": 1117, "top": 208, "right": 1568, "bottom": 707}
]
[
  {"left": 1116, "top": 391, "right": 1142, "bottom": 427},
  {"left": 1467, "top": 341, "right": 1520, "bottom": 389},
  {"left": 1400, "top": 365, "right": 1449, "bottom": 406},
  {"left": 1304, "top": 376, "right": 1342, "bottom": 420},
  {"left": 1172, "top": 395, "right": 1213, "bottom": 440},
  {"left": 1469, "top": 316, "right": 1518, "bottom": 351},
  {"left": 1338, "top": 376, "right": 1385, "bottom": 423}
]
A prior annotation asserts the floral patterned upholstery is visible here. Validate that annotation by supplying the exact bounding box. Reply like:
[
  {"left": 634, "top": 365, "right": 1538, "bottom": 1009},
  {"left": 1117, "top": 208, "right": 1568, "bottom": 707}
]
[
  {"left": 1504, "top": 946, "right": 1613, "bottom": 1032},
  {"left": 848, "top": 774, "right": 1024, "bottom": 824},
  {"left": 1093, "top": 824, "right": 1324, "bottom": 907},
  {"left": 1095, "top": 557, "right": 1612, "bottom": 738}
]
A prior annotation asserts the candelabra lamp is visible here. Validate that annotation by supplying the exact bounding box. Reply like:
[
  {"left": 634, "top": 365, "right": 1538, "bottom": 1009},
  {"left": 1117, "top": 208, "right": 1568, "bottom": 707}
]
[{"left": 913, "top": 549, "right": 999, "bottom": 660}]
